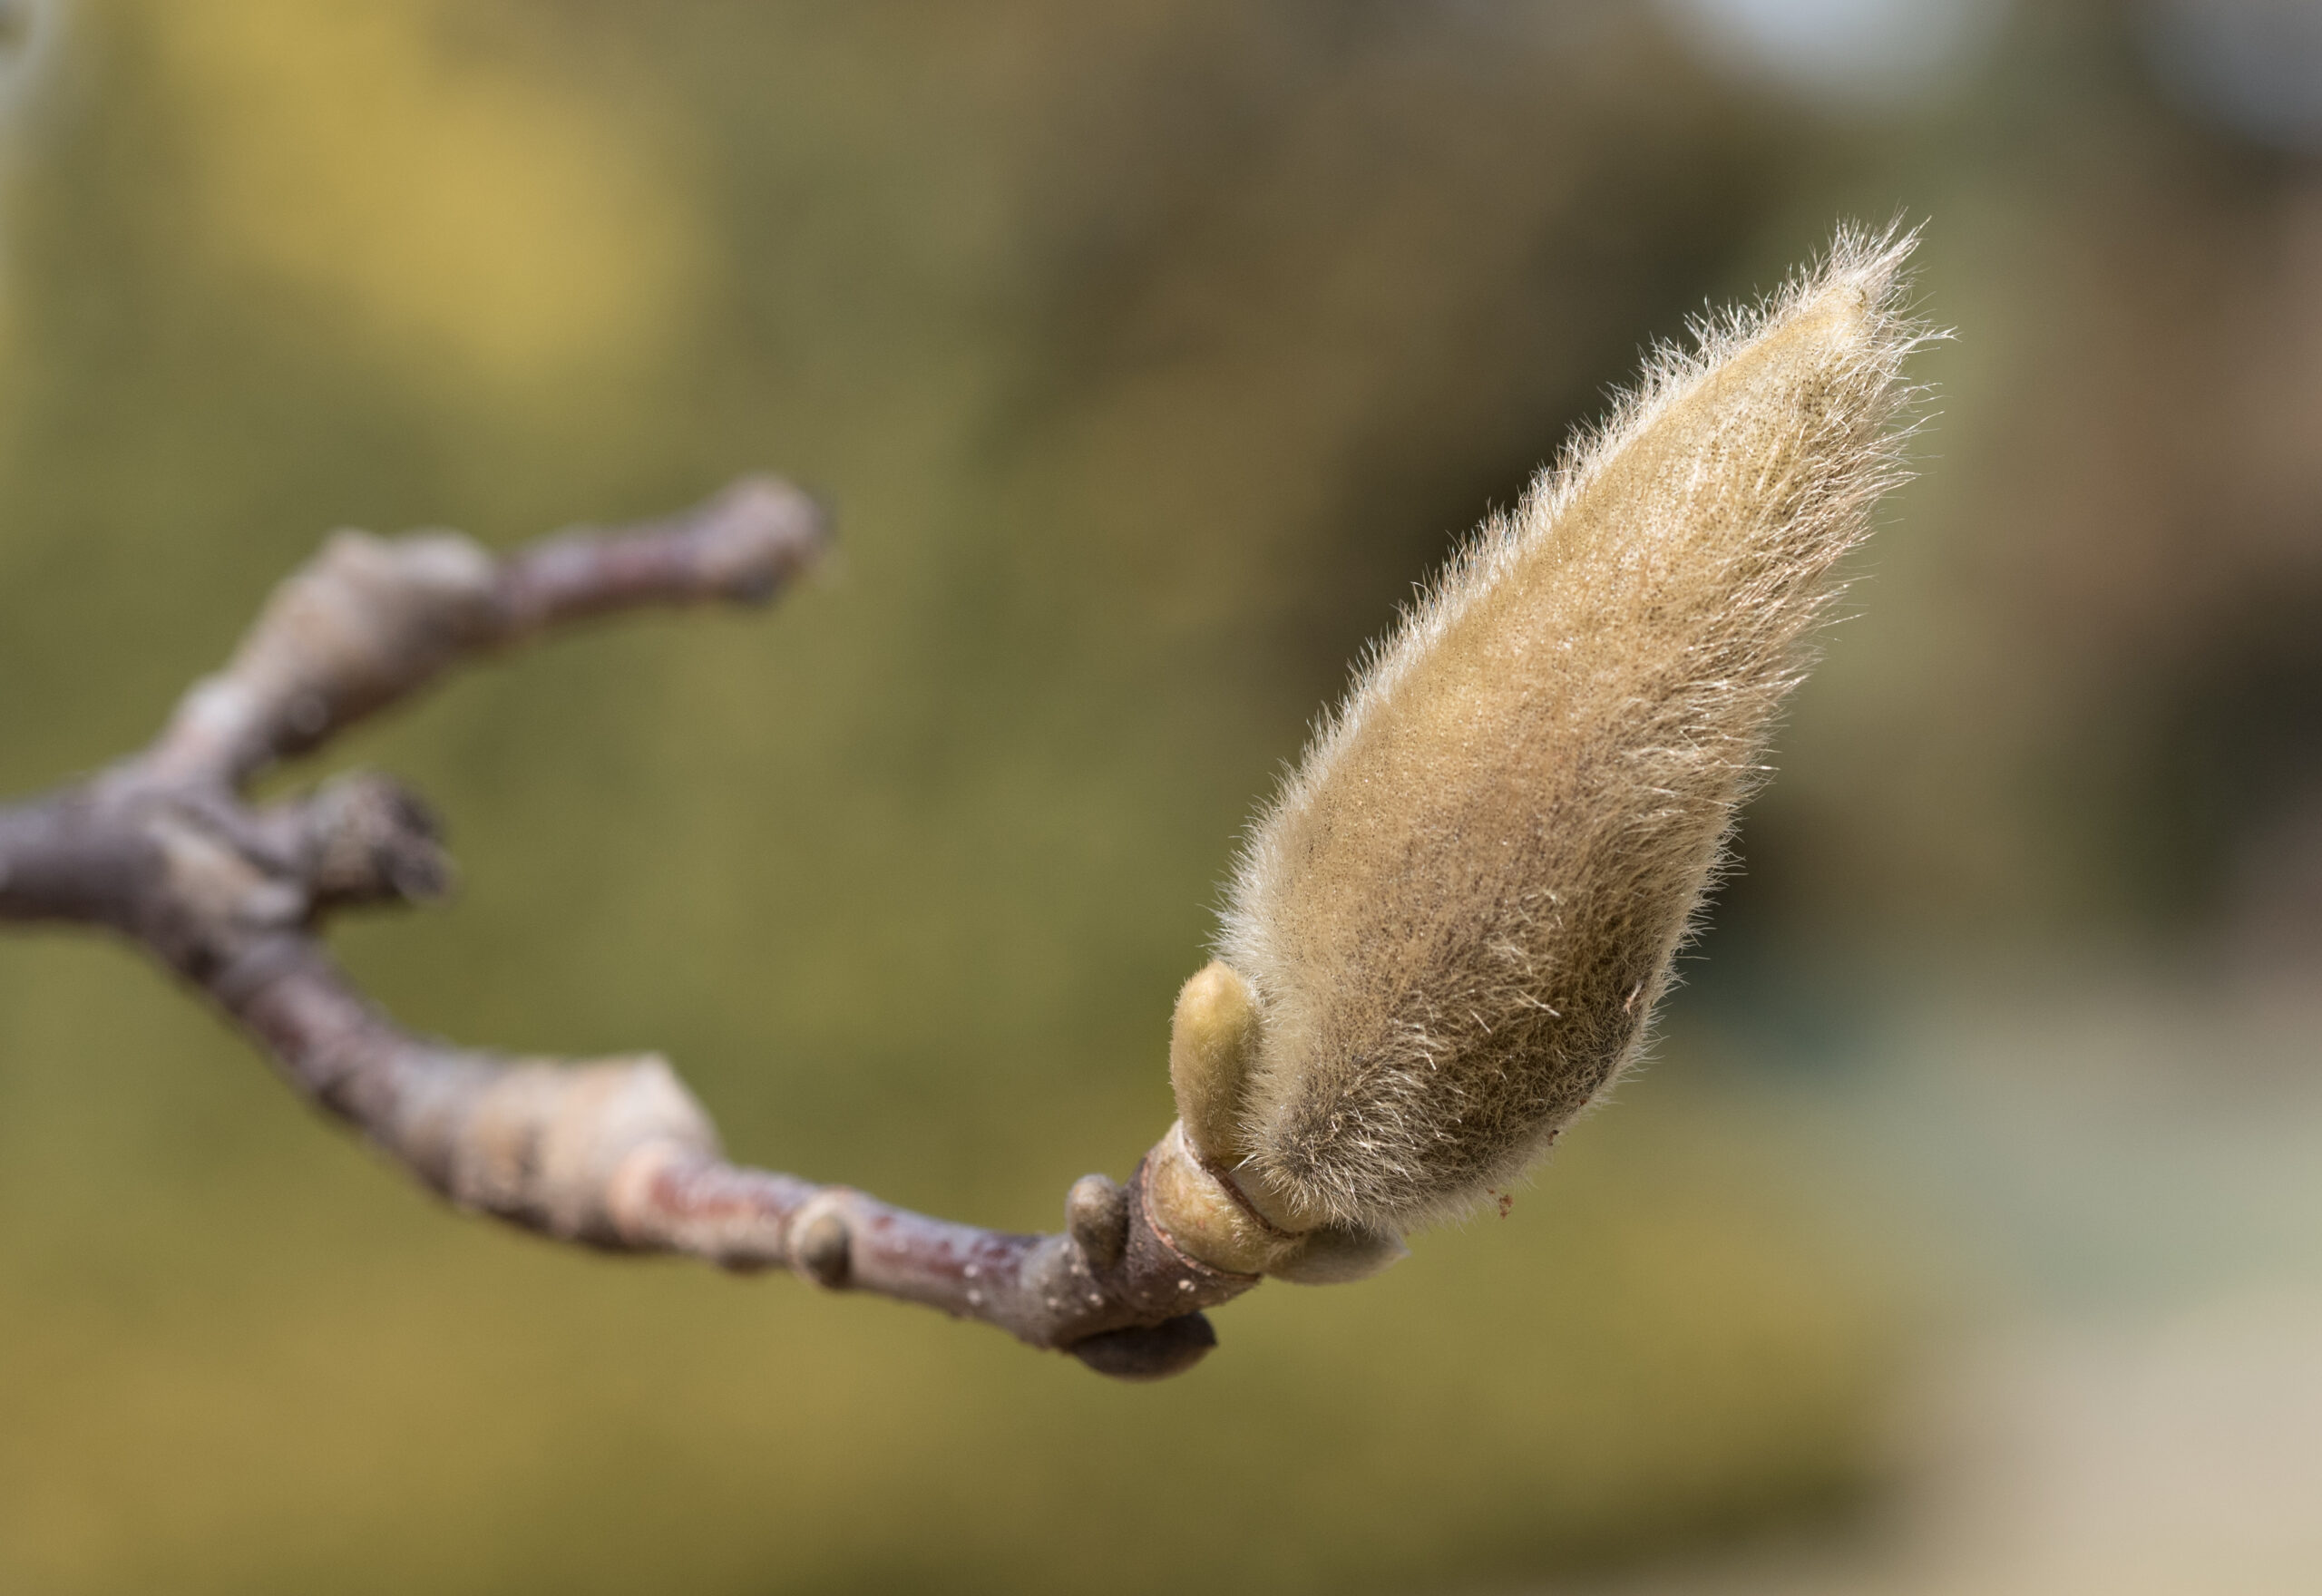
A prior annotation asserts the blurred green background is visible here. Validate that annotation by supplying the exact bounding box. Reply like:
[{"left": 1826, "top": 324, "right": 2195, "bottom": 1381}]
[{"left": 1, "top": 2, "right": 2317, "bottom": 1592}]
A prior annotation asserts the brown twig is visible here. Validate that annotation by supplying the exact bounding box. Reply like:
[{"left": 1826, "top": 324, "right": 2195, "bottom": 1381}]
[{"left": 0, "top": 478, "right": 1249, "bottom": 1380}]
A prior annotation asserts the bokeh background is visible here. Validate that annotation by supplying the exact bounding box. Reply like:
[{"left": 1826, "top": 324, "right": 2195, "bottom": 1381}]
[{"left": 0, "top": 1, "right": 2317, "bottom": 1591}]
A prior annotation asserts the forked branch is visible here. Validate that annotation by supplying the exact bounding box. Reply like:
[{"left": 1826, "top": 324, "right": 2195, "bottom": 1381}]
[{"left": 0, "top": 478, "right": 1242, "bottom": 1380}]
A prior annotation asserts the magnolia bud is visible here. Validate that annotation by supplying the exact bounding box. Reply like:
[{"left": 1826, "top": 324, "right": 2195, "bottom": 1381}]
[{"left": 1213, "top": 227, "right": 1927, "bottom": 1234}]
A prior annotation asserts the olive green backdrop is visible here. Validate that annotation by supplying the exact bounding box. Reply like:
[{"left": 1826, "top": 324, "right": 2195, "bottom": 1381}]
[{"left": 1, "top": 4, "right": 2314, "bottom": 1592}]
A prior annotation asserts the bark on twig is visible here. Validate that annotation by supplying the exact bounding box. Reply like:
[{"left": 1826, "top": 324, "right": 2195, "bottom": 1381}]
[{"left": 0, "top": 478, "right": 1247, "bottom": 1380}]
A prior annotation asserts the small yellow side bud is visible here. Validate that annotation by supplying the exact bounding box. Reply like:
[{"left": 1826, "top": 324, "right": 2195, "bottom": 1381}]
[{"left": 1167, "top": 960, "right": 1261, "bottom": 1163}]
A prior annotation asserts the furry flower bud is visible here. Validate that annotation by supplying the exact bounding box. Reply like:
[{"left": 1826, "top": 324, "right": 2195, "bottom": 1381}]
[{"left": 1213, "top": 227, "right": 1928, "bottom": 1233}]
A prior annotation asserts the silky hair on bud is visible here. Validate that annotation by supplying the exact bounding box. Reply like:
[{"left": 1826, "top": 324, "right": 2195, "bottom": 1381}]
[{"left": 1216, "top": 224, "right": 1934, "bottom": 1234}]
